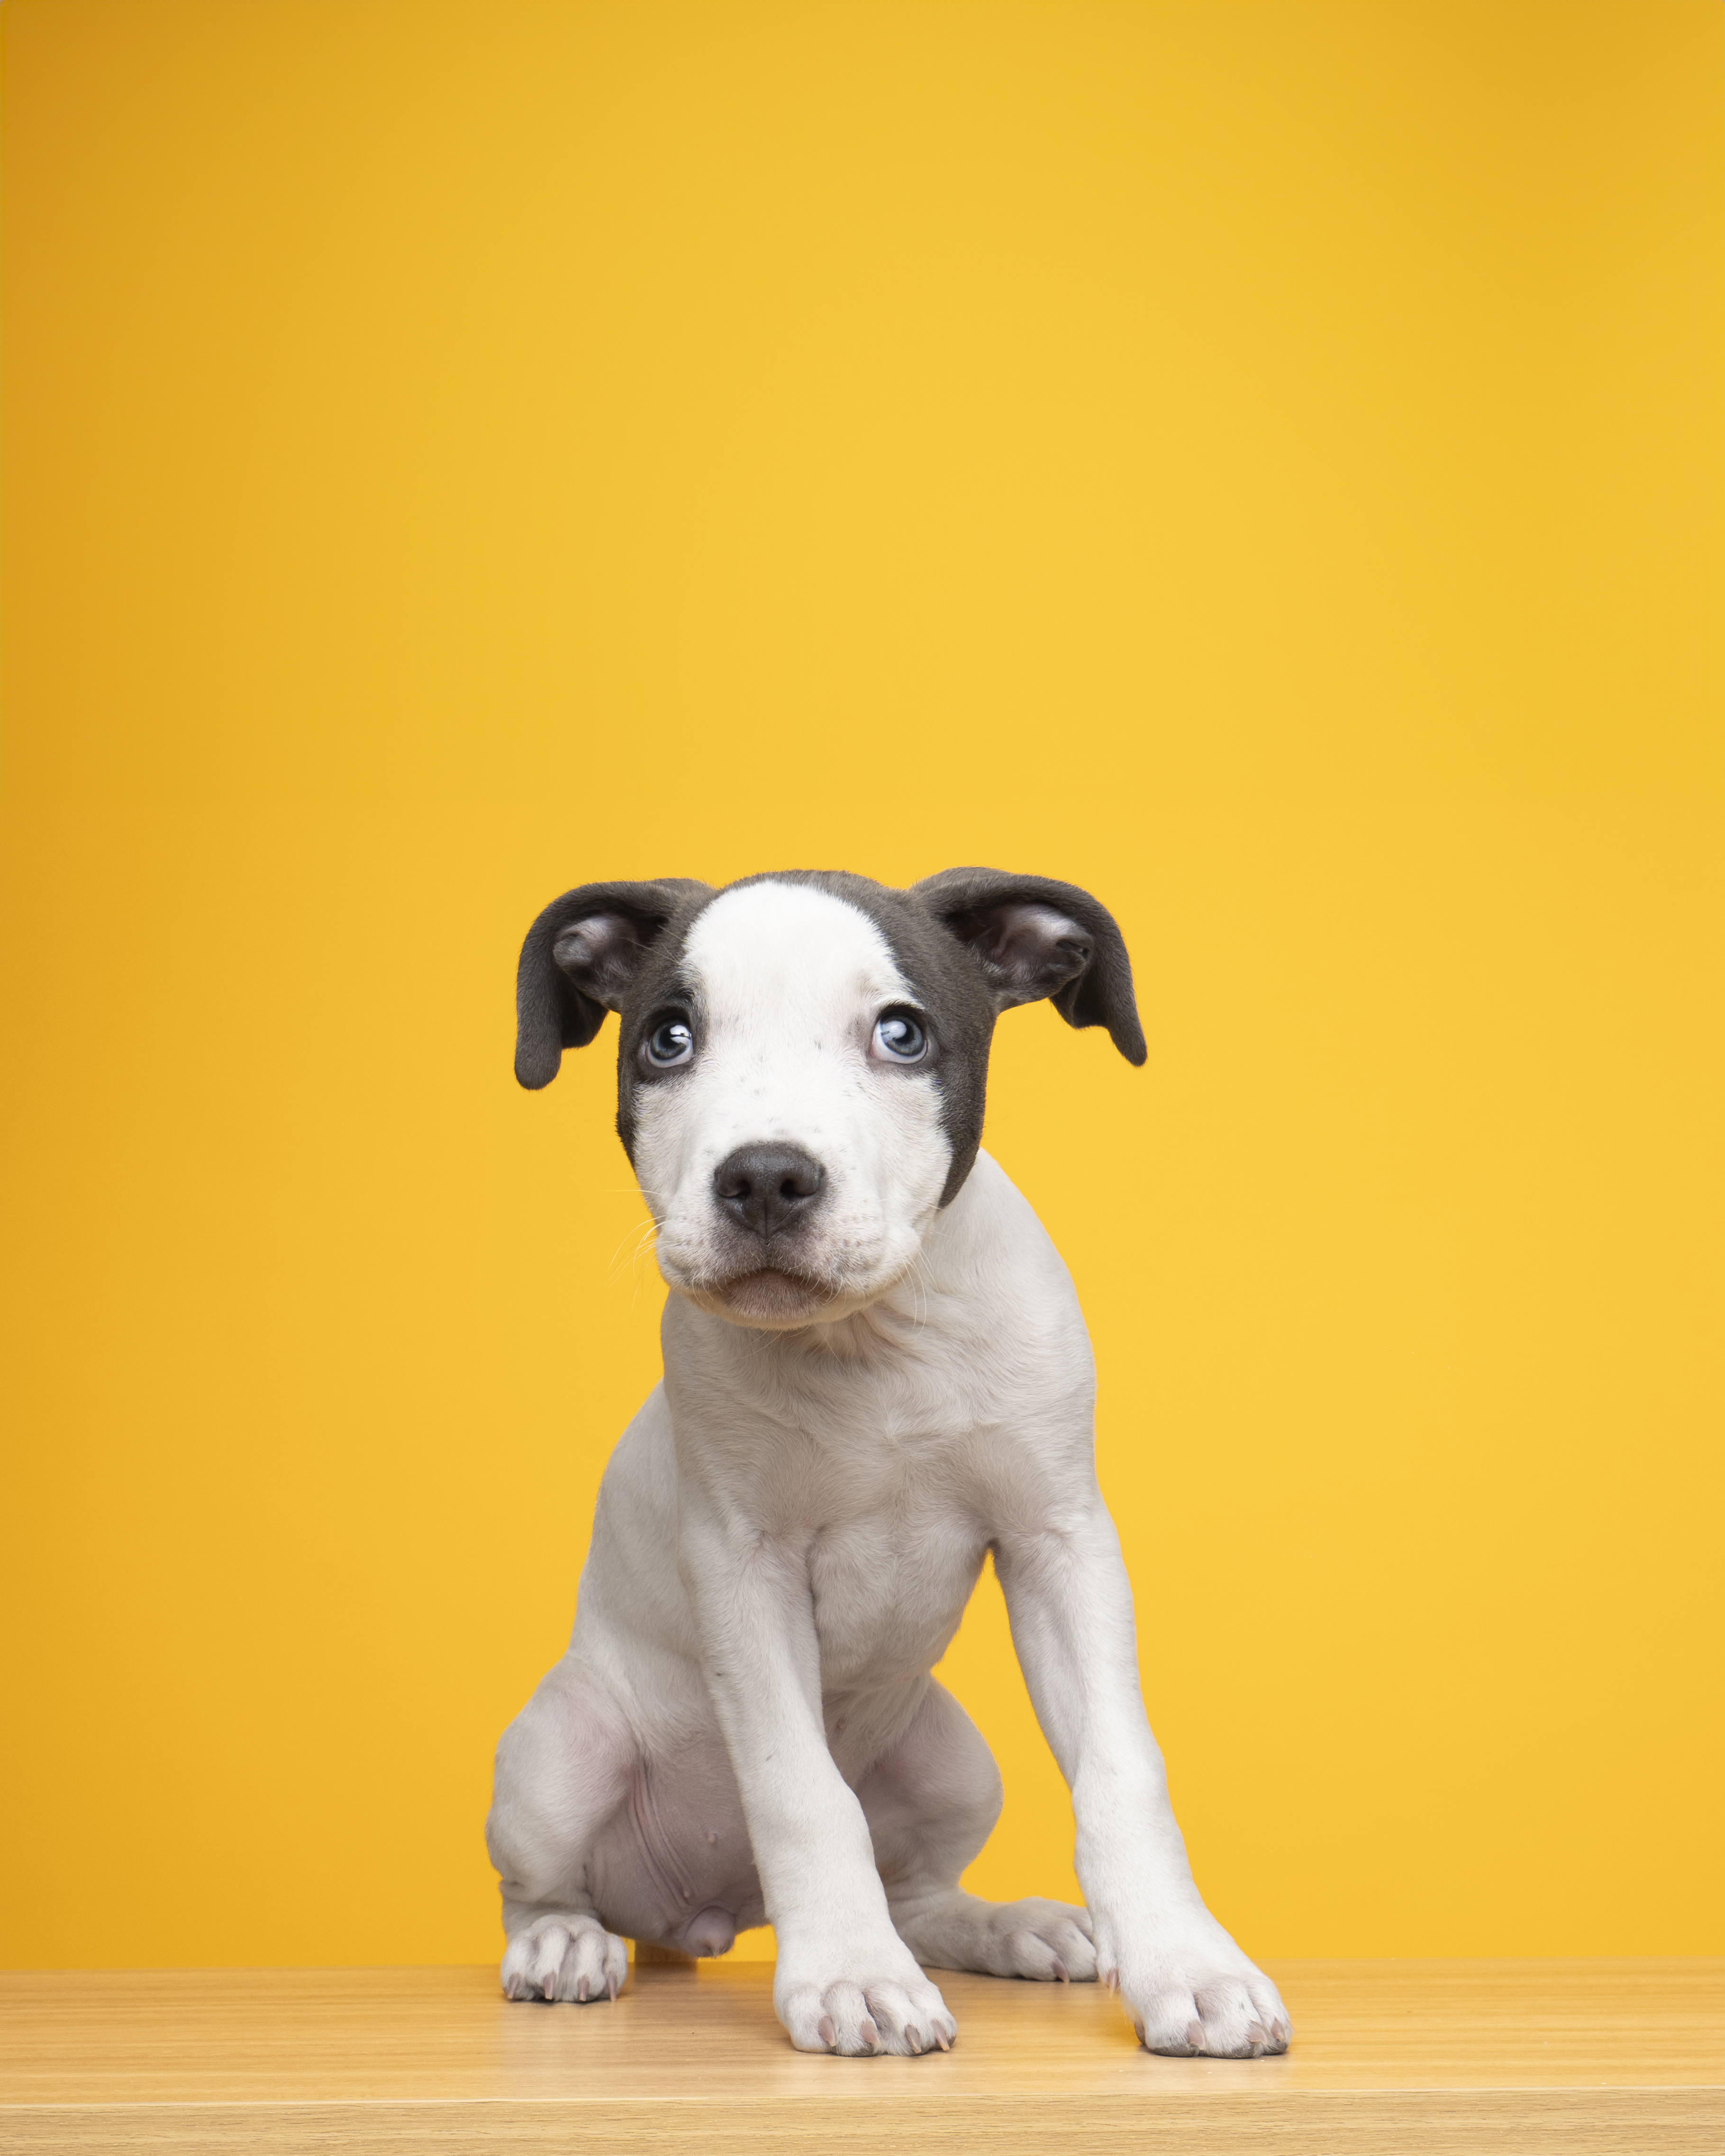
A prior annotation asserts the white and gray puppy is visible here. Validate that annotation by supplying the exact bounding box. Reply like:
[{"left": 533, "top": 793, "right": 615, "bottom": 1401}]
[{"left": 488, "top": 867, "right": 1289, "bottom": 2060}]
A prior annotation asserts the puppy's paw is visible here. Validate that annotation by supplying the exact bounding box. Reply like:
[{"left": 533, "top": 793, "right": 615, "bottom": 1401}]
[
  {"left": 501, "top": 1912, "right": 629, "bottom": 2004},
  {"left": 775, "top": 1939, "right": 957, "bottom": 2057},
  {"left": 1100, "top": 1916, "right": 1289, "bottom": 2059},
  {"left": 973, "top": 1896, "right": 1098, "bottom": 1983},
  {"left": 895, "top": 1890, "right": 1096, "bottom": 1983}
]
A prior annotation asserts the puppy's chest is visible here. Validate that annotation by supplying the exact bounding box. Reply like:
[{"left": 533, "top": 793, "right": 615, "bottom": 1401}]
[
  {"left": 803, "top": 1493, "right": 985, "bottom": 1686},
  {"left": 693, "top": 1311, "right": 1065, "bottom": 1681},
  {"left": 789, "top": 1383, "right": 1001, "bottom": 1683}
]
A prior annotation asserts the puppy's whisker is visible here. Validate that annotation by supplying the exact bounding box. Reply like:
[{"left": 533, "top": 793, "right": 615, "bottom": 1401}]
[
  {"left": 604, "top": 1217, "right": 655, "bottom": 1269},
  {"left": 604, "top": 1222, "right": 650, "bottom": 1271},
  {"left": 902, "top": 1250, "right": 930, "bottom": 1337},
  {"left": 605, "top": 1216, "right": 660, "bottom": 1288}
]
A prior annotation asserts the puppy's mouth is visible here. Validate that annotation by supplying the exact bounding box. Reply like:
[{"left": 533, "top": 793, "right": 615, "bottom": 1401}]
[{"left": 709, "top": 1266, "right": 838, "bottom": 1326}]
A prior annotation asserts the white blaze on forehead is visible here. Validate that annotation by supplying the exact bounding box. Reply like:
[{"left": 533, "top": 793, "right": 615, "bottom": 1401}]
[{"left": 681, "top": 880, "right": 911, "bottom": 1029}]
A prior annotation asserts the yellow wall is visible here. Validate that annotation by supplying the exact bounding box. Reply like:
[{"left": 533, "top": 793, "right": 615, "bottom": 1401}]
[{"left": 3, "top": 0, "right": 1719, "bottom": 1969}]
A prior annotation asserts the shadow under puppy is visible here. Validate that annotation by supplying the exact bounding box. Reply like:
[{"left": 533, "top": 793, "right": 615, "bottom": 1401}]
[{"left": 488, "top": 867, "right": 1289, "bottom": 2060}]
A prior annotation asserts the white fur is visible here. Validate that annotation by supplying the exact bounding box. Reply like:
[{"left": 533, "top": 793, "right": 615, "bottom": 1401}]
[{"left": 489, "top": 882, "right": 1289, "bottom": 2059}]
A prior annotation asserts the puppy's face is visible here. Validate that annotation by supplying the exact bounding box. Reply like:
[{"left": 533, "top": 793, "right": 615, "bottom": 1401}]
[
  {"left": 514, "top": 868, "right": 1146, "bottom": 1332},
  {"left": 626, "top": 880, "right": 952, "bottom": 1326}
]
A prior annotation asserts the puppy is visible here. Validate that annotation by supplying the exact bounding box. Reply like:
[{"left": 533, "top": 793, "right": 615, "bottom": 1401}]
[{"left": 487, "top": 867, "right": 1289, "bottom": 2059}]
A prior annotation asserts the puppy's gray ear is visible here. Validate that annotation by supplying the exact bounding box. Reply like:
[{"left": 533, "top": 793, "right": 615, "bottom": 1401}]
[
  {"left": 913, "top": 867, "right": 1146, "bottom": 1066},
  {"left": 515, "top": 879, "right": 711, "bottom": 1089}
]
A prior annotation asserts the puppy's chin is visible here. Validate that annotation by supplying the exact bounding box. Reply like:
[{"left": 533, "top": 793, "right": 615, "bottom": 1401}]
[{"left": 696, "top": 1267, "right": 839, "bottom": 1330}]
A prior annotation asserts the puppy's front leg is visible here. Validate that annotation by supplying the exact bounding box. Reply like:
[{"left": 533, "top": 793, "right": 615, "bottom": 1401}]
[
  {"left": 679, "top": 1502, "right": 957, "bottom": 2057},
  {"left": 996, "top": 1501, "right": 1291, "bottom": 2058}
]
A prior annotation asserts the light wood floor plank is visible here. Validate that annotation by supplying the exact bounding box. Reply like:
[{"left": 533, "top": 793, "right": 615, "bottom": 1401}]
[{"left": 2, "top": 1959, "right": 1720, "bottom": 2152}]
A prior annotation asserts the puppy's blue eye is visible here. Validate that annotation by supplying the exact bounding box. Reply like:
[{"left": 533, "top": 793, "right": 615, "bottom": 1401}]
[
  {"left": 644, "top": 1020, "right": 694, "bottom": 1069},
  {"left": 872, "top": 1012, "right": 928, "bottom": 1063}
]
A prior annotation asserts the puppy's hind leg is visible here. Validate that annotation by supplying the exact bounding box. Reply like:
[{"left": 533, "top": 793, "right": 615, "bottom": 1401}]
[
  {"left": 487, "top": 1656, "right": 634, "bottom": 2004},
  {"left": 859, "top": 1681, "right": 1097, "bottom": 1984}
]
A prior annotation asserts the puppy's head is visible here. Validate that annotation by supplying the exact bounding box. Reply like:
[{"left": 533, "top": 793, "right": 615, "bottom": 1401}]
[{"left": 516, "top": 869, "right": 1144, "bottom": 1329}]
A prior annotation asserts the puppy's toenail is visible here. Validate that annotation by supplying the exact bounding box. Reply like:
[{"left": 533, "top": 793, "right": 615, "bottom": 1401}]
[
  {"left": 935, "top": 2029, "right": 951, "bottom": 2051},
  {"left": 607, "top": 1974, "right": 620, "bottom": 2002},
  {"left": 1247, "top": 2020, "right": 1267, "bottom": 2047},
  {"left": 1052, "top": 1958, "right": 1069, "bottom": 1983},
  {"left": 817, "top": 2014, "right": 835, "bottom": 2047},
  {"left": 861, "top": 2017, "right": 881, "bottom": 2051},
  {"left": 575, "top": 1976, "right": 589, "bottom": 2002},
  {"left": 1186, "top": 2020, "right": 1207, "bottom": 2051}
]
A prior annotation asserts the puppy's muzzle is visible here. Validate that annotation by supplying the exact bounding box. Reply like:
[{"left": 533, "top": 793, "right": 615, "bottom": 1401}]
[{"left": 712, "top": 1144, "right": 826, "bottom": 1240}]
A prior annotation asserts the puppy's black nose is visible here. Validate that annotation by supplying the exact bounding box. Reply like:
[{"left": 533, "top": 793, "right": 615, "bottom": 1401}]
[{"left": 713, "top": 1144, "right": 826, "bottom": 1237}]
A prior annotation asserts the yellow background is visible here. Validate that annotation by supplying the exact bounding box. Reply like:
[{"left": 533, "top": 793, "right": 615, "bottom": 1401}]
[{"left": 3, "top": 0, "right": 1720, "bottom": 1970}]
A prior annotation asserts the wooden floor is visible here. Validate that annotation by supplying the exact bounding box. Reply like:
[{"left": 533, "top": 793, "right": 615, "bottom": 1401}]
[{"left": 1, "top": 1957, "right": 1720, "bottom": 2153}]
